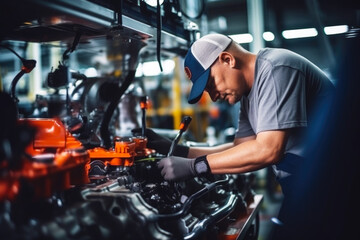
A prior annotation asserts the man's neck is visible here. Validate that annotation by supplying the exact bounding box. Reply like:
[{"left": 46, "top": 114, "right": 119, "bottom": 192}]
[{"left": 243, "top": 53, "right": 257, "bottom": 92}]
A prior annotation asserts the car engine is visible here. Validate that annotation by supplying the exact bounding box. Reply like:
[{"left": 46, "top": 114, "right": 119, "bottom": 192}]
[
  {"left": 0, "top": 76, "right": 261, "bottom": 239},
  {"left": 0, "top": 1, "right": 263, "bottom": 239}
]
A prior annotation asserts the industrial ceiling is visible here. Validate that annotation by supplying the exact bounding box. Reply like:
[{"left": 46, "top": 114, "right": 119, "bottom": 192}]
[{"left": 204, "top": 0, "right": 359, "bottom": 73}]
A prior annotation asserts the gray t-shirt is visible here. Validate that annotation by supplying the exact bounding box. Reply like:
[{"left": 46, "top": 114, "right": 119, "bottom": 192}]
[{"left": 235, "top": 48, "right": 335, "bottom": 178}]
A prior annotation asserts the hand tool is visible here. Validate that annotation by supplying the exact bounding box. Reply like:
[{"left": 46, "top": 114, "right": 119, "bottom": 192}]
[{"left": 167, "top": 116, "right": 192, "bottom": 157}]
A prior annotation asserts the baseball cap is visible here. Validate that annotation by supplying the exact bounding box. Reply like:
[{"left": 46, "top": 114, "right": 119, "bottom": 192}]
[{"left": 184, "top": 33, "right": 232, "bottom": 104}]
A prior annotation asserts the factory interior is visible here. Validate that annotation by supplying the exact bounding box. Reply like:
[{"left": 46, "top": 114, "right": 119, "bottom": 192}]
[{"left": 0, "top": 0, "right": 359, "bottom": 239}]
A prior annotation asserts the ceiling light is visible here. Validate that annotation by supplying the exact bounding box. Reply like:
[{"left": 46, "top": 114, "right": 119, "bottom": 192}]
[
  {"left": 84, "top": 67, "right": 98, "bottom": 77},
  {"left": 282, "top": 28, "right": 318, "bottom": 39},
  {"left": 136, "top": 59, "right": 175, "bottom": 77},
  {"left": 229, "top": 34, "right": 253, "bottom": 43},
  {"left": 324, "top": 25, "right": 349, "bottom": 35},
  {"left": 263, "top": 32, "right": 275, "bottom": 41},
  {"left": 144, "top": 0, "right": 164, "bottom": 7}
]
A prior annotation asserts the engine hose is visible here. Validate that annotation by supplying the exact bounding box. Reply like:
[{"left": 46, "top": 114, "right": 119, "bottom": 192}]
[
  {"left": 71, "top": 80, "right": 86, "bottom": 97},
  {"left": 155, "top": 175, "right": 229, "bottom": 219},
  {"left": 100, "top": 70, "right": 136, "bottom": 148},
  {"left": 10, "top": 69, "right": 26, "bottom": 102},
  {"left": 183, "top": 194, "right": 239, "bottom": 240}
]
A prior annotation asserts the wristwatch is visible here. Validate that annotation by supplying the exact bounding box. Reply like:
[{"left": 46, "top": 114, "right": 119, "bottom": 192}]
[{"left": 194, "top": 155, "right": 211, "bottom": 175}]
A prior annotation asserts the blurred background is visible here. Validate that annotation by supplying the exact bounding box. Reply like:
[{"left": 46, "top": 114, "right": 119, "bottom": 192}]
[
  {"left": 0, "top": 1, "right": 359, "bottom": 239},
  {"left": 1, "top": 0, "right": 357, "bottom": 141}
]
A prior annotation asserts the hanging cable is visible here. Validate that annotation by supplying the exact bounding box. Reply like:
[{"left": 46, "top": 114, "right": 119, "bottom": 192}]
[
  {"left": 156, "top": 0, "right": 163, "bottom": 72},
  {"left": 0, "top": 44, "right": 36, "bottom": 118}
]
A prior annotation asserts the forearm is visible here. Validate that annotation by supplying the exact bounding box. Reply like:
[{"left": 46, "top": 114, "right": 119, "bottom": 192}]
[
  {"left": 207, "top": 132, "right": 286, "bottom": 174},
  {"left": 187, "top": 135, "right": 256, "bottom": 158},
  {"left": 207, "top": 141, "right": 275, "bottom": 174},
  {"left": 187, "top": 142, "right": 235, "bottom": 158}
]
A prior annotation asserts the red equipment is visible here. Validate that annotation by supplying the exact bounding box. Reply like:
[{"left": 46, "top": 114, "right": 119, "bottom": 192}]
[{"left": 0, "top": 118, "right": 90, "bottom": 201}]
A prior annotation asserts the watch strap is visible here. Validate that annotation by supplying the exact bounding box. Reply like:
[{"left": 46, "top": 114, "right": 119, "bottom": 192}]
[{"left": 194, "top": 155, "right": 212, "bottom": 176}]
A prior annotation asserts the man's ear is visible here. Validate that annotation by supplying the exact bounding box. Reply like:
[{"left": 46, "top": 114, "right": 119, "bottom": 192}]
[{"left": 218, "top": 51, "right": 235, "bottom": 67}]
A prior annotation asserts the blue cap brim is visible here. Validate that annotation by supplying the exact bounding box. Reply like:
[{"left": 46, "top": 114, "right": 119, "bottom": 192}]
[{"left": 188, "top": 68, "right": 210, "bottom": 104}]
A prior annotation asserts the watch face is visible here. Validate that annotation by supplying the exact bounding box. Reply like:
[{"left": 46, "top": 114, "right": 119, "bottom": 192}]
[{"left": 195, "top": 161, "right": 208, "bottom": 174}]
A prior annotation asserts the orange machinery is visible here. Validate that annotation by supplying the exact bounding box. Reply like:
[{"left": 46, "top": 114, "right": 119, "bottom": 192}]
[
  {"left": 87, "top": 135, "right": 155, "bottom": 181},
  {"left": 0, "top": 118, "right": 90, "bottom": 201},
  {"left": 88, "top": 136, "right": 153, "bottom": 166},
  {"left": 86, "top": 94, "right": 155, "bottom": 180}
]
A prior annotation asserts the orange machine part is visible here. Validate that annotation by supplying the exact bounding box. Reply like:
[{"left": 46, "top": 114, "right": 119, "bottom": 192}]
[
  {"left": 133, "top": 136, "right": 155, "bottom": 158},
  {"left": 30, "top": 118, "right": 66, "bottom": 148},
  {"left": 140, "top": 101, "right": 148, "bottom": 109},
  {"left": 88, "top": 137, "right": 136, "bottom": 167},
  {"left": 87, "top": 136, "right": 155, "bottom": 169},
  {"left": 0, "top": 118, "right": 90, "bottom": 201}
]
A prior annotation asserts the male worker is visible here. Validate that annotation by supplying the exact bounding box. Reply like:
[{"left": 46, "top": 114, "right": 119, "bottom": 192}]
[{"left": 137, "top": 33, "right": 335, "bottom": 228}]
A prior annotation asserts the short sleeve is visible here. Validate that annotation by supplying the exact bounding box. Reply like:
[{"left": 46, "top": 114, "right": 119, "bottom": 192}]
[{"left": 257, "top": 66, "right": 308, "bottom": 133}]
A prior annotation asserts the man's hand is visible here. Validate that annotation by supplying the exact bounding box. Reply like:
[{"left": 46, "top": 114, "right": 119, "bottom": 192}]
[
  {"left": 157, "top": 155, "right": 212, "bottom": 181},
  {"left": 157, "top": 156, "right": 196, "bottom": 181},
  {"left": 132, "top": 128, "right": 189, "bottom": 157}
]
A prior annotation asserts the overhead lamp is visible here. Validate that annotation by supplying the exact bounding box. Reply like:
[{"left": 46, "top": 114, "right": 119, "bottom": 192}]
[
  {"left": 136, "top": 59, "right": 175, "bottom": 77},
  {"left": 229, "top": 34, "right": 253, "bottom": 43},
  {"left": 324, "top": 25, "right": 349, "bottom": 35},
  {"left": 84, "top": 67, "right": 98, "bottom": 77},
  {"left": 144, "top": 0, "right": 164, "bottom": 7},
  {"left": 282, "top": 28, "right": 318, "bottom": 39},
  {"left": 263, "top": 32, "right": 275, "bottom": 41}
]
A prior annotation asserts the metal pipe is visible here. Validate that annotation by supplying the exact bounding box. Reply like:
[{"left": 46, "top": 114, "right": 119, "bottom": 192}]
[
  {"left": 155, "top": 175, "right": 229, "bottom": 219},
  {"left": 140, "top": 96, "right": 148, "bottom": 137},
  {"left": 183, "top": 194, "right": 239, "bottom": 240}
]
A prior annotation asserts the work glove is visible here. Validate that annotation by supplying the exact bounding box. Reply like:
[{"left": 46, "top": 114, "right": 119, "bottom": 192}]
[
  {"left": 158, "top": 155, "right": 211, "bottom": 181},
  {"left": 132, "top": 128, "right": 189, "bottom": 157}
]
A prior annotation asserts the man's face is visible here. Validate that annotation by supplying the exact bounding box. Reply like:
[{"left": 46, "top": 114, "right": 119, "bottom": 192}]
[{"left": 204, "top": 60, "right": 243, "bottom": 105}]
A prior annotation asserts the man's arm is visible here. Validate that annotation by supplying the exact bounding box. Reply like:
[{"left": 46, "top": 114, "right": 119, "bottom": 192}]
[
  {"left": 187, "top": 135, "right": 256, "bottom": 158},
  {"left": 156, "top": 130, "right": 288, "bottom": 181},
  {"left": 207, "top": 130, "right": 288, "bottom": 174}
]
